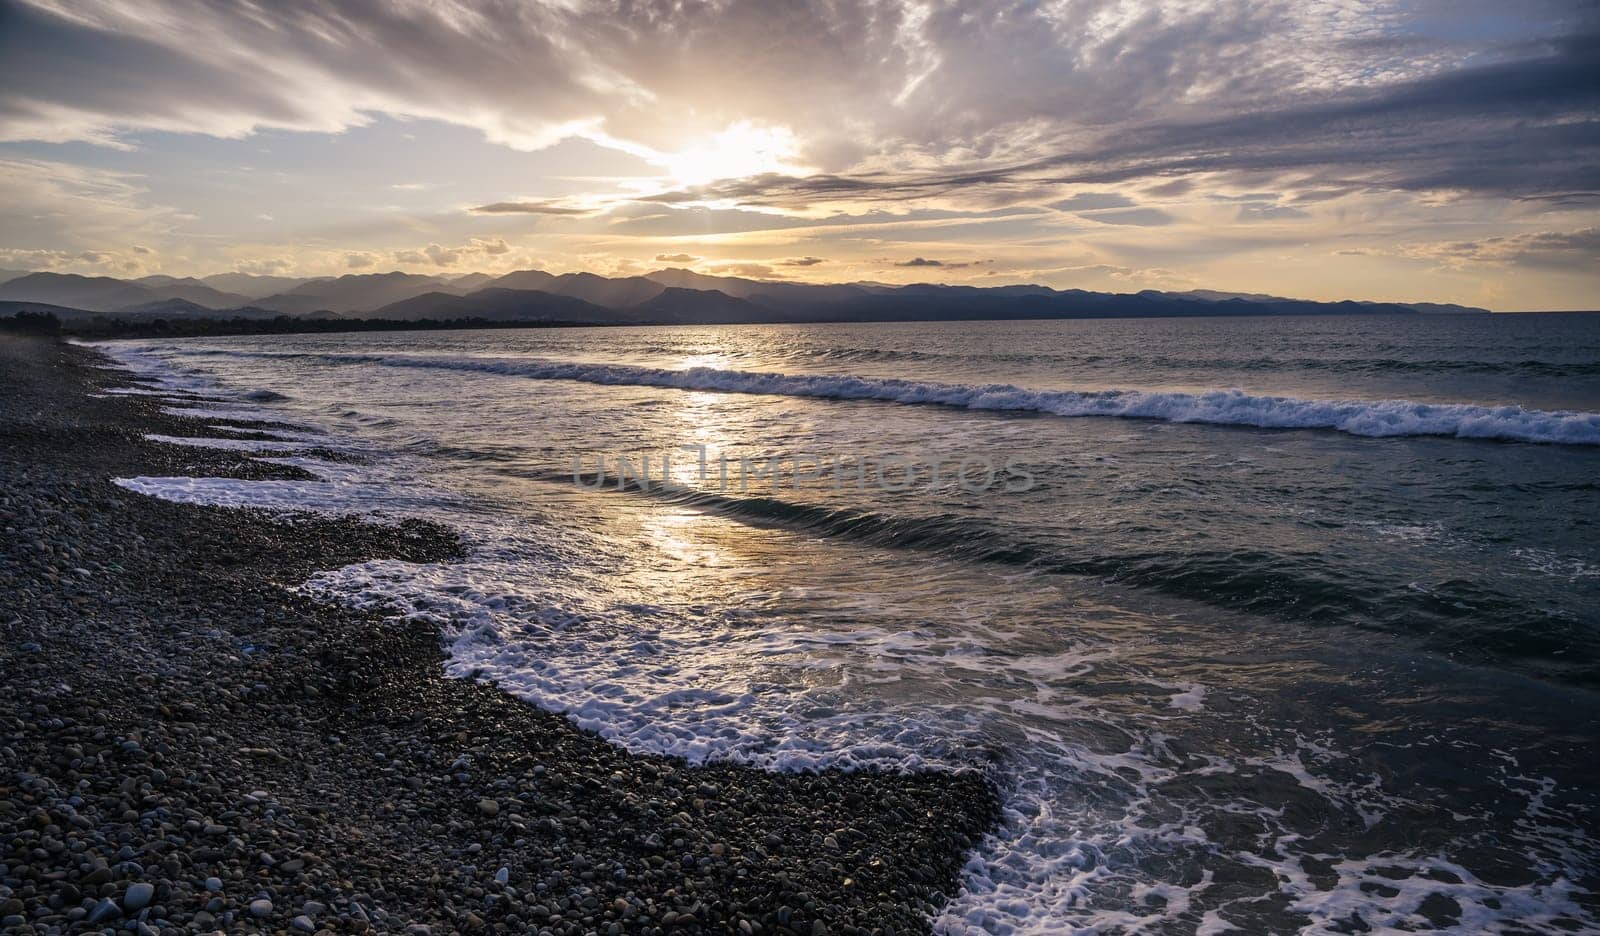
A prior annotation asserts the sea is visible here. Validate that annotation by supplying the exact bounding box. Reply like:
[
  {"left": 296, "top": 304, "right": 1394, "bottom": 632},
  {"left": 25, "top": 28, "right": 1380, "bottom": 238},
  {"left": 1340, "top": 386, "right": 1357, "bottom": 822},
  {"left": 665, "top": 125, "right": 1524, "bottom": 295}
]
[{"left": 95, "top": 312, "right": 1600, "bottom": 934}]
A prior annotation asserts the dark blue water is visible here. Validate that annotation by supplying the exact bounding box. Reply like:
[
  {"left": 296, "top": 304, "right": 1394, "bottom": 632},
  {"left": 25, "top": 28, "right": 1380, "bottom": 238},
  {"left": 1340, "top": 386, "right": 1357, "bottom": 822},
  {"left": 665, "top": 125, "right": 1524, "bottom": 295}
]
[{"left": 104, "top": 313, "right": 1600, "bottom": 934}]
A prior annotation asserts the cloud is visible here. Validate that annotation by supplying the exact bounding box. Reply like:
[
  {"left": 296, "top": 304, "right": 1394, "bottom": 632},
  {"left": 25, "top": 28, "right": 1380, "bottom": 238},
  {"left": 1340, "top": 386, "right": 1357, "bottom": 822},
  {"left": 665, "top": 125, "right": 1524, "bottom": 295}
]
[
  {"left": 631, "top": 30, "right": 1600, "bottom": 214},
  {"left": 892, "top": 257, "right": 990, "bottom": 269},
  {"left": 345, "top": 251, "right": 379, "bottom": 269},
  {"left": 703, "top": 261, "right": 776, "bottom": 278},
  {"left": 392, "top": 244, "right": 462, "bottom": 266},
  {"left": 1237, "top": 204, "right": 1311, "bottom": 221},
  {"left": 1031, "top": 263, "right": 1195, "bottom": 290},
  {"left": 0, "top": 157, "right": 171, "bottom": 250},
  {"left": 470, "top": 200, "right": 590, "bottom": 215},
  {"left": 131, "top": 244, "right": 152, "bottom": 255},
  {"left": 0, "top": 248, "right": 72, "bottom": 269},
  {"left": 233, "top": 258, "right": 292, "bottom": 275},
  {"left": 654, "top": 253, "right": 700, "bottom": 263},
  {"left": 392, "top": 237, "right": 516, "bottom": 267},
  {"left": 3, "top": 0, "right": 1593, "bottom": 208},
  {"left": 780, "top": 256, "right": 826, "bottom": 266},
  {"left": 1080, "top": 208, "right": 1175, "bottom": 226},
  {"left": 1402, "top": 227, "right": 1600, "bottom": 271},
  {"left": 1143, "top": 179, "right": 1196, "bottom": 198},
  {"left": 1050, "top": 193, "right": 1136, "bottom": 212}
]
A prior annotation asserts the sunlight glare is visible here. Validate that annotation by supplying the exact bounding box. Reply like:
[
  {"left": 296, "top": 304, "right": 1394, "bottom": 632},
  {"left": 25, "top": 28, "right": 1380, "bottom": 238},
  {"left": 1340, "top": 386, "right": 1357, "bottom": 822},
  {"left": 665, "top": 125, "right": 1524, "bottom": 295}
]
[{"left": 659, "top": 122, "right": 810, "bottom": 187}]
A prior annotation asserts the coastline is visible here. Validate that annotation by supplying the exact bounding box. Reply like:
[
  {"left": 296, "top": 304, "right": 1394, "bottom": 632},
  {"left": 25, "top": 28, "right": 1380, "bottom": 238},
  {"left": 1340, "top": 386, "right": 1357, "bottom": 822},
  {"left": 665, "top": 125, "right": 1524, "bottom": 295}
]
[{"left": 0, "top": 335, "right": 999, "bottom": 934}]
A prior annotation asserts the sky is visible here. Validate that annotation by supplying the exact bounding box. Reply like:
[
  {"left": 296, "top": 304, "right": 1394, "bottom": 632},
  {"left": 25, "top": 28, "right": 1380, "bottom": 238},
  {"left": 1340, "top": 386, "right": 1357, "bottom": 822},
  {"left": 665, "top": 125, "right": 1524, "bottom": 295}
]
[{"left": 0, "top": 0, "right": 1596, "bottom": 311}]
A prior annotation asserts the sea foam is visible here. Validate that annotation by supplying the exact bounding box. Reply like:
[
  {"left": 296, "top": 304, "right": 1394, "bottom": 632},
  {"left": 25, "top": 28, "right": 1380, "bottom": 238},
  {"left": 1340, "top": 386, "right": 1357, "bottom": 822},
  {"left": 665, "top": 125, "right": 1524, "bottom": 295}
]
[{"left": 157, "top": 349, "right": 1600, "bottom": 445}]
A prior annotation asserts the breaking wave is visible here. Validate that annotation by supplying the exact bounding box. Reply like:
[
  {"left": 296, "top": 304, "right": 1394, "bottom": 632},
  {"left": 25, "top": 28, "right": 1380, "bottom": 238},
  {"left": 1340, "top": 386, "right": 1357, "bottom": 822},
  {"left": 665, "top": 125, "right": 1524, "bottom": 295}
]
[{"left": 152, "top": 348, "right": 1600, "bottom": 445}]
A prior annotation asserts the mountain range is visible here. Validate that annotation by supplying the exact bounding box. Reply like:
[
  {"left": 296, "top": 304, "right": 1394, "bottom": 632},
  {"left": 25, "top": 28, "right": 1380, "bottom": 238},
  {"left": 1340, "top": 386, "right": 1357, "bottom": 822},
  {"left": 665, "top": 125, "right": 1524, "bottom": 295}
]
[{"left": 0, "top": 267, "right": 1491, "bottom": 325}]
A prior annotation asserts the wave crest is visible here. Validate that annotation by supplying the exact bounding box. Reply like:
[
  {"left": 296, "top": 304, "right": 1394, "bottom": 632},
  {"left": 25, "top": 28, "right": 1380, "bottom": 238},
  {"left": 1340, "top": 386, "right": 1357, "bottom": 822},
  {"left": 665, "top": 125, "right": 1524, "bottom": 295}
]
[{"left": 155, "top": 348, "right": 1600, "bottom": 445}]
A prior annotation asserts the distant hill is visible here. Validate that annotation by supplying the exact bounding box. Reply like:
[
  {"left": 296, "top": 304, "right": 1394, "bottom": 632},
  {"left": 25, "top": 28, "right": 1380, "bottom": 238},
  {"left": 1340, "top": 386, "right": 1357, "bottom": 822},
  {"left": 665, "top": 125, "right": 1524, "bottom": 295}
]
[
  {"left": 537, "top": 273, "right": 666, "bottom": 309},
  {"left": 1390, "top": 302, "right": 1492, "bottom": 315},
  {"left": 251, "top": 272, "right": 453, "bottom": 314},
  {"left": 0, "top": 299, "right": 99, "bottom": 322},
  {"left": 0, "top": 268, "right": 31, "bottom": 286},
  {"left": 644, "top": 267, "right": 874, "bottom": 305},
  {"left": 366, "top": 277, "right": 1451, "bottom": 325},
  {"left": 483, "top": 269, "right": 557, "bottom": 292},
  {"left": 113, "top": 297, "right": 221, "bottom": 317},
  {"left": 199, "top": 272, "right": 311, "bottom": 298},
  {"left": 1167, "top": 288, "right": 1488, "bottom": 315},
  {"left": 448, "top": 272, "right": 497, "bottom": 291},
  {"left": 371, "top": 288, "right": 616, "bottom": 323},
  {"left": 0, "top": 272, "right": 252, "bottom": 312},
  {"left": 0, "top": 266, "right": 1495, "bottom": 330},
  {"left": 630, "top": 287, "right": 765, "bottom": 324}
]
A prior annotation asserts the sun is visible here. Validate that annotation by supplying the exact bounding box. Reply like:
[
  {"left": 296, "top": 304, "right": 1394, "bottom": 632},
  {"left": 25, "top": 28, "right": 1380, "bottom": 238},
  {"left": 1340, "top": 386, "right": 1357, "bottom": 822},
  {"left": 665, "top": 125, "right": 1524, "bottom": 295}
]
[{"left": 659, "top": 122, "right": 811, "bottom": 188}]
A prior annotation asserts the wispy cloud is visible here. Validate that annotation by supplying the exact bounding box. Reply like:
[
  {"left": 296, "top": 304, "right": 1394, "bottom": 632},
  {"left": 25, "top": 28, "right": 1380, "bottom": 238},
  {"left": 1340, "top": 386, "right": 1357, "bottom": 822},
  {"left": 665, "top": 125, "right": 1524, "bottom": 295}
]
[
  {"left": 1402, "top": 227, "right": 1600, "bottom": 271},
  {"left": 469, "top": 200, "right": 592, "bottom": 216}
]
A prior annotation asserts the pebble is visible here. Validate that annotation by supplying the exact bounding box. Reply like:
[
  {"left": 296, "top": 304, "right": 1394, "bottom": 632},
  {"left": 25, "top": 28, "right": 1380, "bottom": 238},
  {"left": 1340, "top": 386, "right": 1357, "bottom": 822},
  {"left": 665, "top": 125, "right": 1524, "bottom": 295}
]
[
  {"left": 87, "top": 898, "right": 120, "bottom": 924},
  {"left": 123, "top": 881, "right": 155, "bottom": 911},
  {"left": 249, "top": 898, "right": 274, "bottom": 918}
]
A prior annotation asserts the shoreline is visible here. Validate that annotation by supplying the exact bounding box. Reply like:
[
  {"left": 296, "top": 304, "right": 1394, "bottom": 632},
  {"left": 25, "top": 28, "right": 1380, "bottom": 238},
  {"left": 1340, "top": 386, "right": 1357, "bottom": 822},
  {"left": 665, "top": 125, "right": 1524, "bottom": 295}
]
[{"left": 0, "top": 335, "right": 999, "bottom": 935}]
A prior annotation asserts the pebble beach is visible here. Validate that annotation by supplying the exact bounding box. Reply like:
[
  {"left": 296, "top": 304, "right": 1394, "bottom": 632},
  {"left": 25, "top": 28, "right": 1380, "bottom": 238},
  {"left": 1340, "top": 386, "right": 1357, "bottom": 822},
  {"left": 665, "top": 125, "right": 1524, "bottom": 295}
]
[{"left": 0, "top": 335, "right": 999, "bottom": 935}]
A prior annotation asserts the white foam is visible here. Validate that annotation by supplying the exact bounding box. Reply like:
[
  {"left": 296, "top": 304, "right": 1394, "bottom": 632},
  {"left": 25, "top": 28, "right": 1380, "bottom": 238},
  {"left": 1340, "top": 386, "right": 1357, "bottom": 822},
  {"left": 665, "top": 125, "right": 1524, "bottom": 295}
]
[
  {"left": 1168, "top": 684, "right": 1206, "bottom": 711},
  {"left": 162, "top": 404, "right": 289, "bottom": 422},
  {"left": 149, "top": 349, "right": 1600, "bottom": 445},
  {"left": 1279, "top": 853, "right": 1592, "bottom": 936},
  {"left": 208, "top": 425, "right": 328, "bottom": 441},
  {"left": 113, "top": 458, "right": 451, "bottom": 513},
  {"left": 144, "top": 433, "right": 314, "bottom": 452}
]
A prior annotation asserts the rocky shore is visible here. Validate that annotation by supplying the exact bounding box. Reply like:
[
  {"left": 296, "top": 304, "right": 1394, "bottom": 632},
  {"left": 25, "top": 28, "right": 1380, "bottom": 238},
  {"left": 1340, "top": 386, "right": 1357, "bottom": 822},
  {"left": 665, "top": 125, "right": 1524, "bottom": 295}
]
[{"left": 0, "top": 336, "right": 999, "bottom": 935}]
